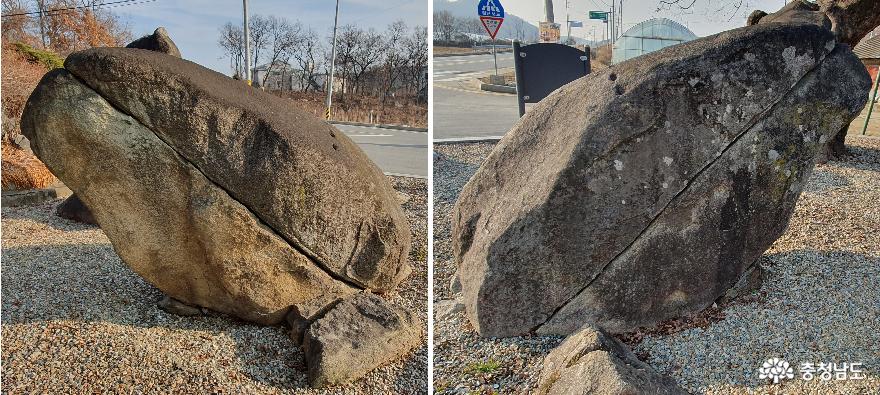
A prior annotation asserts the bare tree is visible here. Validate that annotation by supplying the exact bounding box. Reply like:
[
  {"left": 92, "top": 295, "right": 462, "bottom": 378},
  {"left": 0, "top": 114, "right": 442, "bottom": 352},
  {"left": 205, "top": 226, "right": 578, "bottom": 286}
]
[
  {"left": 380, "top": 20, "right": 407, "bottom": 105},
  {"left": 291, "top": 27, "right": 323, "bottom": 92},
  {"left": 332, "top": 24, "right": 362, "bottom": 100},
  {"left": 459, "top": 17, "right": 483, "bottom": 37},
  {"left": 247, "top": 14, "right": 270, "bottom": 71},
  {"left": 348, "top": 28, "right": 383, "bottom": 95},
  {"left": 1, "top": 0, "right": 36, "bottom": 44},
  {"left": 433, "top": 10, "right": 457, "bottom": 42},
  {"left": 218, "top": 22, "right": 245, "bottom": 77},
  {"left": 259, "top": 16, "right": 302, "bottom": 88},
  {"left": 403, "top": 25, "right": 428, "bottom": 97}
]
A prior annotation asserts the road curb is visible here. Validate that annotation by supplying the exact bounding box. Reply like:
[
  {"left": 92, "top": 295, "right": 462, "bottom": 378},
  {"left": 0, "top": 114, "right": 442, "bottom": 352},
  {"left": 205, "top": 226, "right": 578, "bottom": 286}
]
[
  {"left": 384, "top": 172, "right": 427, "bottom": 179},
  {"left": 433, "top": 52, "right": 492, "bottom": 58},
  {"left": 2, "top": 183, "right": 71, "bottom": 207},
  {"left": 329, "top": 121, "right": 427, "bottom": 133},
  {"left": 433, "top": 48, "right": 512, "bottom": 58},
  {"left": 479, "top": 83, "right": 516, "bottom": 94},
  {"left": 434, "top": 136, "right": 504, "bottom": 144}
]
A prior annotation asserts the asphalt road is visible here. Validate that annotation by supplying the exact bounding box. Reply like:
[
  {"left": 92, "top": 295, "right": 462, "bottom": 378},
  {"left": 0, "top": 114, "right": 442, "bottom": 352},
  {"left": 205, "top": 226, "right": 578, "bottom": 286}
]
[
  {"left": 335, "top": 124, "right": 428, "bottom": 178},
  {"left": 433, "top": 51, "right": 514, "bottom": 81},
  {"left": 433, "top": 52, "right": 524, "bottom": 140}
]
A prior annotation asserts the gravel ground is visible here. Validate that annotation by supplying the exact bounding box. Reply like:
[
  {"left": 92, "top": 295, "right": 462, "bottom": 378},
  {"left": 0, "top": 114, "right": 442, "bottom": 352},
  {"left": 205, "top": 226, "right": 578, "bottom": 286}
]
[
  {"left": 1, "top": 176, "right": 427, "bottom": 394},
  {"left": 432, "top": 137, "right": 880, "bottom": 394}
]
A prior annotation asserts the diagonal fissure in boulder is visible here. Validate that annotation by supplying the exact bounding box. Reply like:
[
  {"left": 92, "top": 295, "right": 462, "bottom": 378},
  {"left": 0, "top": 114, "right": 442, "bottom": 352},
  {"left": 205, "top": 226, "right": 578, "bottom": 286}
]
[
  {"left": 534, "top": 42, "right": 837, "bottom": 332},
  {"left": 62, "top": 48, "right": 411, "bottom": 292},
  {"left": 63, "top": 70, "right": 366, "bottom": 291}
]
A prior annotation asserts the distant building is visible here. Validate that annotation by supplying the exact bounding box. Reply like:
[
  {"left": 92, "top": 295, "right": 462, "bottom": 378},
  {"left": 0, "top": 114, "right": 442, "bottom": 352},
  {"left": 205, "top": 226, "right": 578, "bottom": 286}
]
[
  {"left": 611, "top": 18, "right": 697, "bottom": 64},
  {"left": 252, "top": 61, "right": 327, "bottom": 92},
  {"left": 853, "top": 33, "right": 879, "bottom": 91}
]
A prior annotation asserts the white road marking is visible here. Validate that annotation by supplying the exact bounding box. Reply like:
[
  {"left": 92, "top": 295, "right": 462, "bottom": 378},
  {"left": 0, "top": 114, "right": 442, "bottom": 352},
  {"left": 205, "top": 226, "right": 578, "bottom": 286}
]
[{"left": 433, "top": 71, "right": 483, "bottom": 82}]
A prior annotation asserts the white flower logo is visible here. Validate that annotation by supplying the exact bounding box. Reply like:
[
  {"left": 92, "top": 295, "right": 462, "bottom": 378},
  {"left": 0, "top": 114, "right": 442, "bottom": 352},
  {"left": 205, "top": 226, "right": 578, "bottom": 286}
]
[{"left": 759, "top": 358, "right": 794, "bottom": 383}]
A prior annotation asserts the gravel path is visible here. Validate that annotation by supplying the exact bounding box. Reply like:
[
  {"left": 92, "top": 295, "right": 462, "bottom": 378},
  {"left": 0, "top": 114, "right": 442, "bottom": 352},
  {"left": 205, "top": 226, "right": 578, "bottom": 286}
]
[
  {"left": 432, "top": 137, "right": 880, "bottom": 394},
  {"left": 1, "top": 176, "right": 427, "bottom": 394}
]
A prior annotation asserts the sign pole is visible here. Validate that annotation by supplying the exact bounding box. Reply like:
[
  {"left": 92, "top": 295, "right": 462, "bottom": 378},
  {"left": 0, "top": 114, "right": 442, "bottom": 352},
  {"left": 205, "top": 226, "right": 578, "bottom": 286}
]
[
  {"left": 493, "top": 39, "right": 498, "bottom": 76},
  {"left": 478, "top": 0, "right": 505, "bottom": 73}
]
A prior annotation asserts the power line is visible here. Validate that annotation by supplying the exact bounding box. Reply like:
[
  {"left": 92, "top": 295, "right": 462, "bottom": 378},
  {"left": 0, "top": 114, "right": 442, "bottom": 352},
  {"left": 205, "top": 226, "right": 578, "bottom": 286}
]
[{"left": 1, "top": 0, "right": 155, "bottom": 18}]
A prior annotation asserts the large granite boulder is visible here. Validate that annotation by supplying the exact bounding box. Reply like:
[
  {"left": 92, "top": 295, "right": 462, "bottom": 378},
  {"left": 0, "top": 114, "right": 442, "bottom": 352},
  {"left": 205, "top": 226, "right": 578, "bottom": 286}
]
[
  {"left": 537, "top": 325, "right": 685, "bottom": 395},
  {"left": 57, "top": 47, "right": 410, "bottom": 292},
  {"left": 452, "top": 23, "right": 870, "bottom": 337},
  {"left": 22, "top": 46, "right": 411, "bottom": 324},
  {"left": 22, "top": 70, "right": 356, "bottom": 324}
]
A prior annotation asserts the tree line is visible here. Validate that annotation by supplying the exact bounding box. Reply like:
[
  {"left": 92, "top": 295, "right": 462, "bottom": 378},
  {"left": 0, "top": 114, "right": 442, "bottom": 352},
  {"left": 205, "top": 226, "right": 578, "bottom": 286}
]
[
  {"left": 1, "top": 0, "right": 131, "bottom": 55},
  {"left": 433, "top": 10, "right": 536, "bottom": 45},
  {"left": 218, "top": 16, "right": 427, "bottom": 102}
]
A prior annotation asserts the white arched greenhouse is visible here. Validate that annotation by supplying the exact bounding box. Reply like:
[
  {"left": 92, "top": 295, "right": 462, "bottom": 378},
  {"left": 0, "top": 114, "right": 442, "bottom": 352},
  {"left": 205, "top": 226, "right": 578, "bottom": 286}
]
[{"left": 612, "top": 18, "right": 698, "bottom": 64}]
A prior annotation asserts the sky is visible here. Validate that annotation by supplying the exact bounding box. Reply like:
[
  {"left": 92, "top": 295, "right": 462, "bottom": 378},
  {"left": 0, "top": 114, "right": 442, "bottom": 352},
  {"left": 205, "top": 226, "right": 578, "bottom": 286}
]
[
  {"left": 445, "top": 0, "right": 792, "bottom": 42},
  {"left": 115, "top": 0, "right": 429, "bottom": 74}
]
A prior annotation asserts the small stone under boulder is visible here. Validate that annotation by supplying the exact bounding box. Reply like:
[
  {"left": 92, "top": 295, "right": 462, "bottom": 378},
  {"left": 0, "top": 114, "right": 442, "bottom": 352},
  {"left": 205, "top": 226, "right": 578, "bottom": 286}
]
[
  {"left": 537, "top": 325, "right": 685, "bottom": 395},
  {"left": 286, "top": 294, "right": 344, "bottom": 346},
  {"left": 55, "top": 194, "right": 96, "bottom": 225},
  {"left": 302, "top": 292, "right": 422, "bottom": 388}
]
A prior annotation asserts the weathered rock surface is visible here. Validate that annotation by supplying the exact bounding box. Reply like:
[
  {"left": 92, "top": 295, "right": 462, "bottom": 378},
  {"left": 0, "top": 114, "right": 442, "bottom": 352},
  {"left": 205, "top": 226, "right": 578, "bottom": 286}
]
[
  {"left": 452, "top": 24, "right": 870, "bottom": 337},
  {"left": 55, "top": 27, "right": 182, "bottom": 227},
  {"left": 302, "top": 292, "right": 421, "bottom": 388},
  {"left": 22, "top": 70, "right": 355, "bottom": 324},
  {"left": 536, "top": 325, "right": 686, "bottom": 395},
  {"left": 286, "top": 294, "right": 344, "bottom": 346},
  {"left": 62, "top": 47, "right": 411, "bottom": 291},
  {"left": 126, "top": 27, "right": 181, "bottom": 58},
  {"left": 55, "top": 194, "right": 96, "bottom": 225},
  {"left": 748, "top": 0, "right": 831, "bottom": 29},
  {"left": 748, "top": 1, "right": 880, "bottom": 160}
]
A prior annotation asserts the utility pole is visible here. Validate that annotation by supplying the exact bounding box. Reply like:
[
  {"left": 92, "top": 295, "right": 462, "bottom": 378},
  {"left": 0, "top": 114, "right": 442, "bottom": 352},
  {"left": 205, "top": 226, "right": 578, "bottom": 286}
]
[
  {"left": 325, "top": 0, "right": 340, "bottom": 120},
  {"left": 37, "top": 0, "right": 47, "bottom": 49},
  {"left": 544, "top": 0, "right": 554, "bottom": 23},
  {"left": 243, "top": 0, "right": 252, "bottom": 85},
  {"left": 565, "top": 0, "right": 570, "bottom": 44},
  {"left": 611, "top": 1, "right": 615, "bottom": 41},
  {"left": 619, "top": 0, "right": 623, "bottom": 39}
]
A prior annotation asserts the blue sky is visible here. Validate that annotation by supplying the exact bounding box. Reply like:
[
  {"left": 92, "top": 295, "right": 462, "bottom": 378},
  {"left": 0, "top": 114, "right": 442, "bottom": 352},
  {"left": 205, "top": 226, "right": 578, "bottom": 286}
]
[
  {"left": 443, "top": 0, "right": 790, "bottom": 41},
  {"left": 117, "top": 0, "right": 428, "bottom": 74}
]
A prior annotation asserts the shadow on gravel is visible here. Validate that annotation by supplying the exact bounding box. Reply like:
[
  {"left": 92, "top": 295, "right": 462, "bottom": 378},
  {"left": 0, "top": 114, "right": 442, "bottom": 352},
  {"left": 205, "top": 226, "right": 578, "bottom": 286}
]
[
  {"left": 1, "top": 179, "right": 428, "bottom": 392},
  {"left": 635, "top": 248, "right": 879, "bottom": 393},
  {"left": 0, "top": 200, "right": 97, "bottom": 231},
  {"left": 0, "top": 242, "right": 312, "bottom": 390},
  {"left": 803, "top": 168, "right": 852, "bottom": 193},
  {"left": 831, "top": 143, "right": 880, "bottom": 172}
]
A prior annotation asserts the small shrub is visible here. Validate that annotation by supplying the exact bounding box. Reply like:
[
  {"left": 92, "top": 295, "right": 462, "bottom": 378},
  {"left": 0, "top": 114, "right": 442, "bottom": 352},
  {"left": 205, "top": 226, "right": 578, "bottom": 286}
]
[
  {"left": 1, "top": 141, "right": 56, "bottom": 190},
  {"left": 12, "top": 42, "right": 64, "bottom": 70},
  {"left": 466, "top": 360, "right": 501, "bottom": 374}
]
